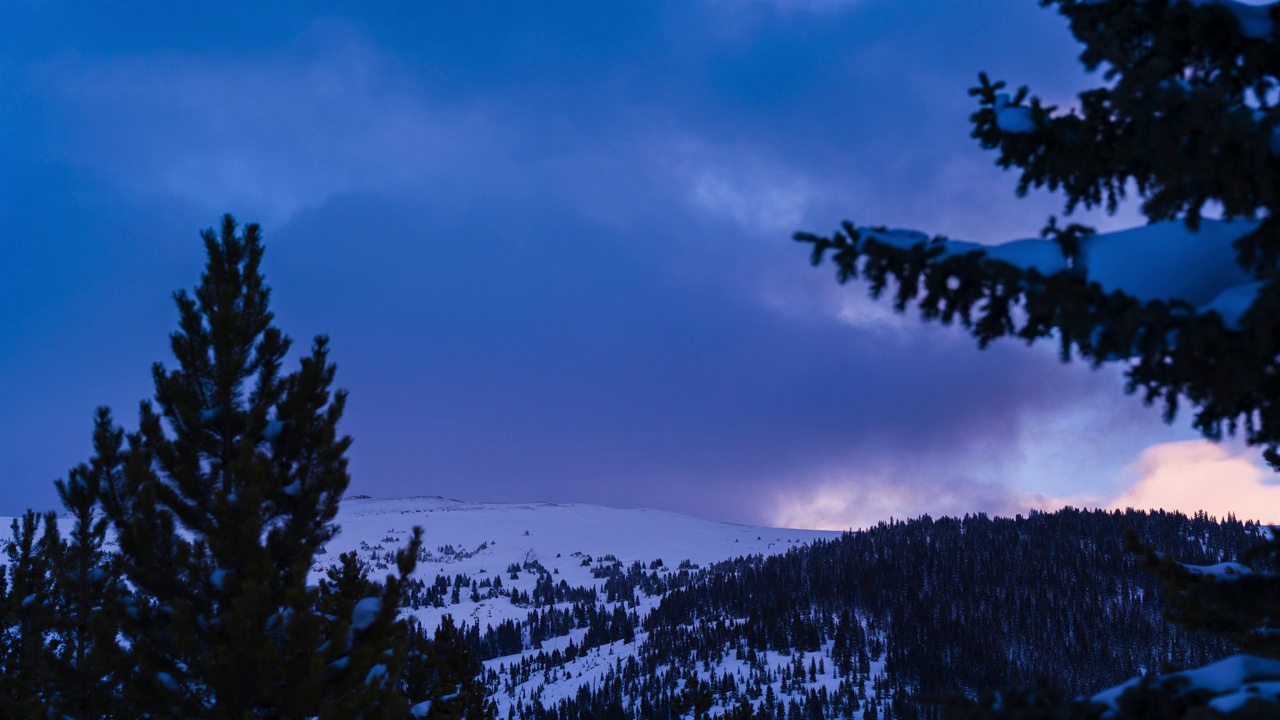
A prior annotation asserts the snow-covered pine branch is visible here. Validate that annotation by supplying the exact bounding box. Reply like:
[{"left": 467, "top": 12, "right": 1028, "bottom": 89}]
[
  {"left": 797, "top": 218, "right": 1280, "bottom": 446},
  {"left": 799, "top": 0, "right": 1280, "bottom": 716}
]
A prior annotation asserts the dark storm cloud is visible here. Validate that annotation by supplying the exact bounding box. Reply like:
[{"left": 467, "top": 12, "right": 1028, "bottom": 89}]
[
  {"left": 1, "top": 1, "right": 1189, "bottom": 524},
  {"left": 262, "top": 191, "right": 1132, "bottom": 525}
]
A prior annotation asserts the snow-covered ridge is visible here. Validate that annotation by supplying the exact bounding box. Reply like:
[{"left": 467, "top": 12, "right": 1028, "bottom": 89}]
[
  {"left": 319, "top": 496, "right": 842, "bottom": 715},
  {"left": 0, "top": 495, "right": 837, "bottom": 582},
  {"left": 323, "top": 494, "right": 838, "bottom": 581},
  {"left": 317, "top": 495, "right": 839, "bottom": 647}
]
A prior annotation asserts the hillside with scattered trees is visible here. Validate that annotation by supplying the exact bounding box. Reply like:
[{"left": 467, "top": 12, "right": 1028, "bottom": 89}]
[{"left": 388, "top": 507, "right": 1261, "bottom": 719}]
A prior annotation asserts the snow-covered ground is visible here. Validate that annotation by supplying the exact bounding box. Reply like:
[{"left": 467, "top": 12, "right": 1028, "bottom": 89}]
[
  {"left": 1, "top": 495, "right": 845, "bottom": 715},
  {"left": 322, "top": 496, "right": 844, "bottom": 715},
  {"left": 321, "top": 494, "right": 837, "bottom": 636},
  {"left": 326, "top": 494, "right": 836, "bottom": 578}
]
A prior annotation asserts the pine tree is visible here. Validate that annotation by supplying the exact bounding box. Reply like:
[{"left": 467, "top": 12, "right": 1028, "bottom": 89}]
[
  {"left": 794, "top": 0, "right": 1280, "bottom": 716},
  {"left": 0, "top": 511, "right": 61, "bottom": 717},
  {"left": 0, "top": 215, "right": 491, "bottom": 716},
  {"left": 0, "top": 415, "right": 128, "bottom": 719},
  {"left": 89, "top": 214, "right": 420, "bottom": 717},
  {"left": 46, "top": 407, "right": 127, "bottom": 719},
  {"left": 413, "top": 615, "right": 496, "bottom": 720}
]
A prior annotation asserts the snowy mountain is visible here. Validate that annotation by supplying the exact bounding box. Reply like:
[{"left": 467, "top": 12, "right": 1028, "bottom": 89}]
[
  {"left": 320, "top": 495, "right": 837, "bottom": 637},
  {"left": 305, "top": 496, "right": 839, "bottom": 717},
  {"left": 325, "top": 495, "right": 838, "bottom": 573},
  {"left": 6, "top": 498, "right": 1265, "bottom": 718},
  {"left": 314, "top": 499, "right": 1265, "bottom": 719}
]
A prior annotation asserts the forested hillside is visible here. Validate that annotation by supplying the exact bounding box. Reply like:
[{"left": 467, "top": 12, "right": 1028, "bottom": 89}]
[{"left": 435, "top": 508, "right": 1263, "bottom": 719}]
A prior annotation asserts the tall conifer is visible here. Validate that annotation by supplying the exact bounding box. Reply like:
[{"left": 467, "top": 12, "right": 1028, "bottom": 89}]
[
  {"left": 0, "top": 511, "right": 60, "bottom": 717},
  {"left": 46, "top": 407, "right": 127, "bottom": 719},
  {"left": 96, "top": 215, "right": 416, "bottom": 718}
]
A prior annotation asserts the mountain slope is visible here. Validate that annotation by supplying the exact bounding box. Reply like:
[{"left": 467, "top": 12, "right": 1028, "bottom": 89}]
[
  {"left": 5, "top": 498, "right": 1265, "bottom": 718},
  {"left": 321, "top": 496, "right": 837, "bottom": 649},
  {"left": 322, "top": 500, "right": 1266, "bottom": 719}
]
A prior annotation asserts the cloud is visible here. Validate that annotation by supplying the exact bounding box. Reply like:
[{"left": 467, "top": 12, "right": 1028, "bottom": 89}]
[
  {"left": 760, "top": 370, "right": 1230, "bottom": 531},
  {"left": 669, "top": 138, "right": 840, "bottom": 237},
  {"left": 28, "top": 30, "right": 517, "bottom": 224},
  {"left": 758, "top": 0, "right": 861, "bottom": 14},
  {"left": 691, "top": 168, "right": 819, "bottom": 235},
  {"left": 1007, "top": 439, "right": 1280, "bottom": 527},
  {"left": 1109, "top": 440, "right": 1280, "bottom": 523},
  {"left": 771, "top": 471, "right": 1032, "bottom": 530},
  {"left": 697, "top": 0, "right": 862, "bottom": 29},
  {"left": 7, "top": 1, "right": 1240, "bottom": 528},
  {"left": 760, "top": 413, "right": 1106, "bottom": 530},
  {"left": 768, "top": 436, "right": 1280, "bottom": 530}
]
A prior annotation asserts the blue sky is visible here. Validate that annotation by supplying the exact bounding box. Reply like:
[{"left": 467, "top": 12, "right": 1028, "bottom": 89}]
[{"left": 4, "top": 0, "right": 1260, "bottom": 527}]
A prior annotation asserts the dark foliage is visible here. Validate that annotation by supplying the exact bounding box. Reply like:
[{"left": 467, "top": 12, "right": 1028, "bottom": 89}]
[
  {"left": 0, "top": 216, "right": 489, "bottom": 718},
  {"left": 793, "top": 0, "right": 1280, "bottom": 716}
]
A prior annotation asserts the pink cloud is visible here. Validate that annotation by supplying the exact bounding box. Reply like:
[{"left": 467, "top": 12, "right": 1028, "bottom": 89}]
[{"left": 1110, "top": 440, "right": 1280, "bottom": 523}]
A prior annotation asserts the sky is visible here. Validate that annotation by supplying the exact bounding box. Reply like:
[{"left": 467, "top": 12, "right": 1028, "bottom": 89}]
[{"left": 3, "top": 0, "right": 1278, "bottom": 529}]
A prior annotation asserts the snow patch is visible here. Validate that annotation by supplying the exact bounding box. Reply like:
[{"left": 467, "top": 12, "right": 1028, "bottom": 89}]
[
  {"left": 859, "top": 227, "right": 931, "bottom": 250},
  {"left": 975, "top": 238, "right": 1069, "bottom": 275},
  {"left": 859, "top": 219, "right": 1260, "bottom": 308},
  {"left": 263, "top": 420, "right": 284, "bottom": 440},
  {"left": 1186, "top": 0, "right": 1275, "bottom": 39},
  {"left": 994, "top": 93, "right": 1036, "bottom": 134},
  {"left": 1079, "top": 1, "right": 1275, "bottom": 40},
  {"left": 351, "top": 596, "right": 382, "bottom": 631},
  {"left": 365, "top": 663, "right": 388, "bottom": 686},
  {"left": 1092, "top": 654, "right": 1280, "bottom": 715},
  {"left": 1180, "top": 560, "right": 1256, "bottom": 578},
  {"left": 1079, "top": 219, "right": 1257, "bottom": 306},
  {"left": 1200, "top": 280, "right": 1265, "bottom": 329}
]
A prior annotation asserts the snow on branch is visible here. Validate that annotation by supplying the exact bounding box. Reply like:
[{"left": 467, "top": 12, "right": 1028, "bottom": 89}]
[
  {"left": 1185, "top": 0, "right": 1275, "bottom": 39},
  {"left": 1091, "top": 654, "right": 1280, "bottom": 716},
  {"left": 844, "top": 219, "right": 1259, "bottom": 322},
  {"left": 993, "top": 94, "right": 1036, "bottom": 134},
  {"left": 1178, "top": 559, "right": 1260, "bottom": 579},
  {"left": 1076, "top": 0, "right": 1276, "bottom": 40},
  {"left": 797, "top": 219, "right": 1280, "bottom": 446}
]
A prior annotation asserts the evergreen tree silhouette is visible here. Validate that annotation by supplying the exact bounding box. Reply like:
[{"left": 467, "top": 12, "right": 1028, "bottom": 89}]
[
  {"left": 796, "top": 1, "right": 1280, "bottom": 716},
  {"left": 74, "top": 215, "right": 428, "bottom": 717}
]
